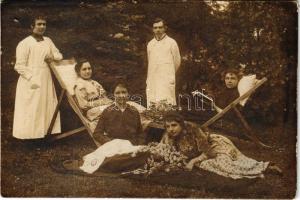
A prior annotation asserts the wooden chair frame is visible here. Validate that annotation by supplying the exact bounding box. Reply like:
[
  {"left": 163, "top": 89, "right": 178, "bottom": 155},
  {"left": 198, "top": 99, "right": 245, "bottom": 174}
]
[
  {"left": 47, "top": 59, "right": 270, "bottom": 148},
  {"left": 46, "top": 60, "right": 100, "bottom": 147},
  {"left": 201, "top": 77, "right": 272, "bottom": 148}
]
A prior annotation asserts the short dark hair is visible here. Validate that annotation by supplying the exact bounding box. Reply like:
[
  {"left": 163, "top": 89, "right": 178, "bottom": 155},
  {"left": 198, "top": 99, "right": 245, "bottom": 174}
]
[
  {"left": 31, "top": 15, "right": 47, "bottom": 27},
  {"left": 113, "top": 82, "right": 129, "bottom": 94},
  {"left": 74, "top": 58, "right": 93, "bottom": 76},
  {"left": 153, "top": 17, "right": 166, "bottom": 27},
  {"left": 163, "top": 111, "right": 185, "bottom": 129},
  {"left": 222, "top": 68, "right": 240, "bottom": 79}
]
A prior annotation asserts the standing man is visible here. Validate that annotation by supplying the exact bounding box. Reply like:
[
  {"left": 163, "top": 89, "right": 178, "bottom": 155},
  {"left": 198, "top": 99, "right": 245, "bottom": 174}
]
[
  {"left": 146, "top": 18, "right": 181, "bottom": 107},
  {"left": 13, "top": 16, "right": 63, "bottom": 139}
]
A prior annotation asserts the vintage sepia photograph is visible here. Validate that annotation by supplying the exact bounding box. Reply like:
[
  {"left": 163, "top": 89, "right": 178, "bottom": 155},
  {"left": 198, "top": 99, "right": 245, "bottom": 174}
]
[{"left": 1, "top": 0, "right": 297, "bottom": 198}]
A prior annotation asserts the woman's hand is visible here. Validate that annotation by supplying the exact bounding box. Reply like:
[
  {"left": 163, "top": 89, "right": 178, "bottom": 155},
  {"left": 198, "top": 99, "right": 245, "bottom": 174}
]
[
  {"left": 185, "top": 153, "right": 208, "bottom": 171},
  {"left": 30, "top": 78, "right": 40, "bottom": 89},
  {"left": 30, "top": 83, "right": 40, "bottom": 89},
  {"left": 45, "top": 54, "right": 54, "bottom": 64},
  {"left": 185, "top": 159, "right": 197, "bottom": 171}
]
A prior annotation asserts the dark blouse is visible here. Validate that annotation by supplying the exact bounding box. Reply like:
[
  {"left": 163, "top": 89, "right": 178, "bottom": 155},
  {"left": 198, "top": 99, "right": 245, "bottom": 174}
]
[
  {"left": 215, "top": 87, "right": 240, "bottom": 109},
  {"left": 93, "top": 103, "right": 143, "bottom": 145}
]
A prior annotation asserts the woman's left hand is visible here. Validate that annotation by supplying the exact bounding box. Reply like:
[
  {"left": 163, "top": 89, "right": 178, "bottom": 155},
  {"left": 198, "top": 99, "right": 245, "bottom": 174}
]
[
  {"left": 185, "top": 159, "right": 196, "bottom": 171},
  {"left": 185, "top": 153, "right": 207, "bottom": 171}
]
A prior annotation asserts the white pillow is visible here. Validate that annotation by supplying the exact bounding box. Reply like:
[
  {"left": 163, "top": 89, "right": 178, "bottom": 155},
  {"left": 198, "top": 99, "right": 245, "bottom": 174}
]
[
  {"left": 237, "top": 75, "right": 257, "bottom": 106},
  {"left": 53, "top": 63, "right": 78, "bottom": 95}
]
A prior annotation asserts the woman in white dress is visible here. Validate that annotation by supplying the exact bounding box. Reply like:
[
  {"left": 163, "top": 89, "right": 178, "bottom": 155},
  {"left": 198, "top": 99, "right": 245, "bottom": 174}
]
[
  {"left": 74, "top": 59, "right": 113, "bottom": 124},
  {"left": 13, "top": 16, "right": 63, "bottom": 139}
]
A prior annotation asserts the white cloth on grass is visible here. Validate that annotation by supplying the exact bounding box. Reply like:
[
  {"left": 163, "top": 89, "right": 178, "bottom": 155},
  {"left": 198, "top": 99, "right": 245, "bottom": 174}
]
[{"left": 80, "top": 139, "right": 143, "bottom": 174}]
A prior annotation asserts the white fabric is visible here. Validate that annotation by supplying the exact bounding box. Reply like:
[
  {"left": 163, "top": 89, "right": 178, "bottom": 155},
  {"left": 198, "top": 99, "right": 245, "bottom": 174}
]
[
  {"left": 127, "top": 101, "right": 146, "bottom": 113},
  {"left": 86, "top": 104, "right": 110, "bottom": 121},
  {"left": 88, "top": 120, "right": 98, "bottom": 133},
  {"left": 237, "top": 75, "right": 257, "bottom": 106},
  {"left": 80, "top": 139, "right": 143, "bottom": 174},
  {"left": 13, "top": 36, "right": 62, "bottom": 139},
  {"left": 146, "top": 35, "right": 181, "bottom": 107},
  {"left": 53, "top": 63, "right": 77, "bottom": 95}
]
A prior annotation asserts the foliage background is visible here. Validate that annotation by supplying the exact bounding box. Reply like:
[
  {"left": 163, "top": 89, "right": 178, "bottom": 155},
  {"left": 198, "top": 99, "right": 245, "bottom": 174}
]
[
  {"left": 1, "top": 1, "right": 297, "bottom": 198},
  {"left": 1, "top": 0, "right": 297, "bottom": 134},
  {"left": 2, "top": 0, "right": 297, "bottom": 131}
]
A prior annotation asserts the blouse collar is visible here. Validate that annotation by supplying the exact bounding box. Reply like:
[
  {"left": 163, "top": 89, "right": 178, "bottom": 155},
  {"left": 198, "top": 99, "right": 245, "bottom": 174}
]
[
  {"left": 112, "top": 102, "right": 128, "bottom": 112},
  {"left": 31, "top": 33, "right": 44, "bottom": 42},
  {"left": 155, "top": 33, "right": 167, "bottom": 41}
]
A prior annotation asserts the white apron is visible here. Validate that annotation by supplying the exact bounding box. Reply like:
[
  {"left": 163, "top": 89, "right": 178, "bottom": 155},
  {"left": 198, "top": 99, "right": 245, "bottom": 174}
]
[
  {"left": 146, "top": 35, "right": 181, "bottom": 107},
  {"left": 13, "top": 36, "right": 62, "bottom": 139}
]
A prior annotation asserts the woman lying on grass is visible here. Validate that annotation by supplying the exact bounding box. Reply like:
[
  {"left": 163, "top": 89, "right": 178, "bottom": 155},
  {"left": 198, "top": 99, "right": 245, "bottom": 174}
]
[{"left": 158, "top": 112, "right": 282, "bottom": 179}]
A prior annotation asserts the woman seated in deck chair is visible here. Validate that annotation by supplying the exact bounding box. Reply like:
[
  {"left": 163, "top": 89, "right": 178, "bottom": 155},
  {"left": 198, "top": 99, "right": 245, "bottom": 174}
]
[
  {"left": 191, "top": 68, "right": 262, "bottom": 135},
  {"left": 73, "top": 58, "right": 146, "bottom": 129},
  {"left": 183, "top": 68, "right": 242, "bottom": 128},
  {"left": 213, "top": 68, "right": 241, "bottom": 113},
  {"left": 214, "top": 68, "right": 269, "bottom": 127},
  {"left": 194, "top": 68, "right": 258, "bottom": 113},
  {"left": 160, "top": 112, "right": 282, "bottom": 179}
]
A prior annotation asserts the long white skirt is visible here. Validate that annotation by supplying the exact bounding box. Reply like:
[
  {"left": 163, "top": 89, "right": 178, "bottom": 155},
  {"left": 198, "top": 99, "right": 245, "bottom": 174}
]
[{"left": 13, "top": 67, "right": 61, "bottom": 139}]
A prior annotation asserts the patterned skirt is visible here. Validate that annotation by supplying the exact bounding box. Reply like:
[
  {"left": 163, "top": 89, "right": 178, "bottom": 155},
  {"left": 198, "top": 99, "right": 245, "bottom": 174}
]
[{"left": 195, "top": 134, "right": 269, "bottom": 179}]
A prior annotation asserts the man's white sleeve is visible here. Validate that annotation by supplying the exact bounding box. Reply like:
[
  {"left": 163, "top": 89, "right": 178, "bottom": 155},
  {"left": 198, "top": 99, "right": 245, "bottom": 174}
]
[
  {"left": 171, "top": 41, "right": 181, "bottom": 71},
  {"left": 146, "top": 43, "right": 151, "bottom": 84}
]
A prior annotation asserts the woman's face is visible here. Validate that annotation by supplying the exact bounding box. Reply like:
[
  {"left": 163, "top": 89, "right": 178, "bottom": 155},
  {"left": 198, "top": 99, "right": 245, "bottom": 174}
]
[
  {"left": 114, "top": 86, "right": 129, "bottom": 105},
  {"left": 165, "top": 121, "right": 182, "bottom": 138},
  {"left": 224, "top": 73, "right": 239, "bottom": 89},
  {"left": 79, "top": 62, "right": 92, "bottom": 80},
  {"left": 32, "top": 19, "right": 46, "bottom": 36}
]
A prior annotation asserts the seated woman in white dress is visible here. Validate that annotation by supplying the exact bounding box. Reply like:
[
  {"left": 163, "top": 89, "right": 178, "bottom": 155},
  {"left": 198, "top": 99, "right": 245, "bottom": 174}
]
[
  {"left": 74, "top": 59, "right": 146, "bottom": 130},
  {"left": 74, "top": 59, "right": 113, "bottom": 122}
]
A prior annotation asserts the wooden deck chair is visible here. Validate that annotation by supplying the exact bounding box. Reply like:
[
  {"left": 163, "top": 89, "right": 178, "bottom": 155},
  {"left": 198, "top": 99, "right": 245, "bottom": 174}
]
[
  {"left": 46, "top": 59, "right": 100, "bottom": 147},
  {"left": 200, "top": 77, "right": 272, "bottom": 149}
]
